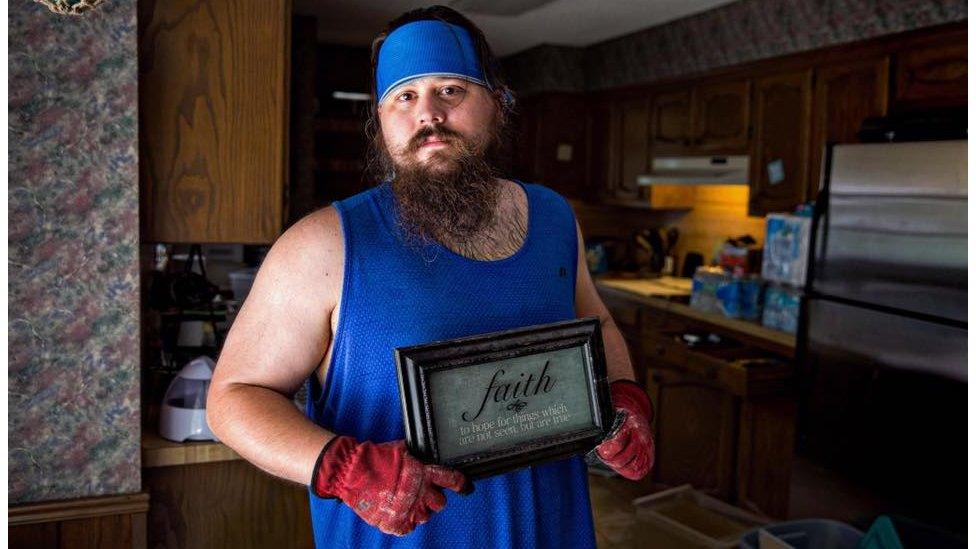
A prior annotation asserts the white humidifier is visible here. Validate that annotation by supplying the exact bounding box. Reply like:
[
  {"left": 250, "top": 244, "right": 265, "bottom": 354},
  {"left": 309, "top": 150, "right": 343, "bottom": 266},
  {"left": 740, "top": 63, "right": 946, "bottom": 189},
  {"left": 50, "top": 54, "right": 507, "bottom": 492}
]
[{"left": 159, "top": 356, "right": 219, "bottom": 442}]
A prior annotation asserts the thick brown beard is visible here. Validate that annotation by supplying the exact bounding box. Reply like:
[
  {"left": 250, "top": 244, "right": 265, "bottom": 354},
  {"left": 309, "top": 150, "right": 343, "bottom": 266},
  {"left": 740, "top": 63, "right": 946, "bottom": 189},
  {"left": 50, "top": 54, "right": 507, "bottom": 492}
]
[{"left": 370, "top": 114, "right": 510, "bottom": 250}]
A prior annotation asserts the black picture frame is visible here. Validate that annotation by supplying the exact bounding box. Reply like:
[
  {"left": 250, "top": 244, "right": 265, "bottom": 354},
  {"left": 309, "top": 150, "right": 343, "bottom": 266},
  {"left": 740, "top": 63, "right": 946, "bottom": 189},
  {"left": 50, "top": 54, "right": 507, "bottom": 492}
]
[{"left": 395, "top": 317, "right": 614, "bottom": 479}]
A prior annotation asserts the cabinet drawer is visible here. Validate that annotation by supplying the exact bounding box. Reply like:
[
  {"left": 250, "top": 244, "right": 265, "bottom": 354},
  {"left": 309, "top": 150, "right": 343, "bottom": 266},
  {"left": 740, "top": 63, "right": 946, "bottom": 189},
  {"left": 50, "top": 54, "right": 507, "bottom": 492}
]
[{"left": 644, "top": 329, "right": 794, "bottom": 396}]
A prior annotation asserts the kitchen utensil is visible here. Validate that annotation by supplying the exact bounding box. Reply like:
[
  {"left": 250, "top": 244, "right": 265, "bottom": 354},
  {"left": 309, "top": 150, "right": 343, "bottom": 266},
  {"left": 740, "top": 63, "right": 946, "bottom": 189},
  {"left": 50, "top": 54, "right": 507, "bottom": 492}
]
[{"left": 681, "top": 252, "right": 704, "bottom": 278}]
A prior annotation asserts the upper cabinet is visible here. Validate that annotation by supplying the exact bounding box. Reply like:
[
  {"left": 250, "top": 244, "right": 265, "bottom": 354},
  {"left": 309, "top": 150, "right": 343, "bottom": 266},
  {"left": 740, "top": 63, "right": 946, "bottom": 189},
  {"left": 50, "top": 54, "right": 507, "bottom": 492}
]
[
  {"left": 748, "top": 70, "right": 813, "bottom": 217},
  {"left": 649, "top": 89, "right": 692, "bottom": 156},
  {"left": 592, "top": 94, "right": 695, "bottom": 209},
  {"left": 807, "top": 57, "right": 890, "bottom": 199},
  {"left": 139, "top": 0, "right": 291, "bottom": 244},
  {"left": 694, "top": 80, "right": 751, "bottom": 154},
  {"left": 893, "top": 34, "right": 968, "bottom": 110},
  {"left": 650, "top": 80, "right": 751, "bottom": 156}
]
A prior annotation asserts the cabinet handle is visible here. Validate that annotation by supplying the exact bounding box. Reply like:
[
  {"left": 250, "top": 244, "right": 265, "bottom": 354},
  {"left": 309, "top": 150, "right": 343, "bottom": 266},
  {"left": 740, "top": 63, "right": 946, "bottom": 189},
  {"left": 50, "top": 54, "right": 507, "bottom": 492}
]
[{"left": 655, "top": 345, "right": 666, "bottom": 356}]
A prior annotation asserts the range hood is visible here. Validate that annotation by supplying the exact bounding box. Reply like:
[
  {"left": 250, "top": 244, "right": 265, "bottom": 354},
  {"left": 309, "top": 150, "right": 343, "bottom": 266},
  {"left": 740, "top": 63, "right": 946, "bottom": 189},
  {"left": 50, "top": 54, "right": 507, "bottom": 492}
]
[{"left": 637, "top": 155, "right": 749, "bottom": 186}]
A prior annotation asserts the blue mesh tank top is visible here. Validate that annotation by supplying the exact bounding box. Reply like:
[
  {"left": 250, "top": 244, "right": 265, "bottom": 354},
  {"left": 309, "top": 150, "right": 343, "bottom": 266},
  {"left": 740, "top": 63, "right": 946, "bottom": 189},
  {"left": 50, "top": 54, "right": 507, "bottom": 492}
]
[{"left": 304, "top": 180, "right": 596, "bottom": 549}]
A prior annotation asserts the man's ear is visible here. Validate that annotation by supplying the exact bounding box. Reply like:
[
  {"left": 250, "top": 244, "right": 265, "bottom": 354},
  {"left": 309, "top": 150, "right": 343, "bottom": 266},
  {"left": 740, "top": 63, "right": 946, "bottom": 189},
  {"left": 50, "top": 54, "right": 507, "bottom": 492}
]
[{"left": 495, "top": 86, "right": 516, "bottom": 112}]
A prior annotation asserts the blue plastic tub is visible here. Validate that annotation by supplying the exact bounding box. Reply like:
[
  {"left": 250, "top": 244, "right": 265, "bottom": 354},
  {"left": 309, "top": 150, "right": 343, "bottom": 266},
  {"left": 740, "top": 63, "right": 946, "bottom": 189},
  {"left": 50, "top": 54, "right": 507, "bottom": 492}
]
[{"left": 740, "top": 519, "right": 864, "bottom": 549}]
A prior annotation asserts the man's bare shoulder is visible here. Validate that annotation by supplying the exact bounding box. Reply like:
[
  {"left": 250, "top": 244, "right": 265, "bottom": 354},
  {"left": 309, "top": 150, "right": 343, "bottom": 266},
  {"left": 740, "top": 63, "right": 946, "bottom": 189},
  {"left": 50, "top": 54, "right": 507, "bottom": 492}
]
[{"left": 259, "top": 206, "right": 344, "bottom": 297}]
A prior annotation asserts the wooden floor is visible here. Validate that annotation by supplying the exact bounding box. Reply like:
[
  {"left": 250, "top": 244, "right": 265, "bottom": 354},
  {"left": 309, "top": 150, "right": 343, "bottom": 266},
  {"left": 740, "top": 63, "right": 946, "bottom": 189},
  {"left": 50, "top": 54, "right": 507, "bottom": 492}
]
[{"left": 588, "top": 472, "right": 667, "bottom": 548}]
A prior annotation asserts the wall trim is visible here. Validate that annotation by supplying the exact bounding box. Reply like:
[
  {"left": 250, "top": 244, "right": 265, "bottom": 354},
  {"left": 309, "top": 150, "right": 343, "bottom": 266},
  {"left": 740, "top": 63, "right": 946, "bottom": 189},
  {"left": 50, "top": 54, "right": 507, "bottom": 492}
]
[{"left": 9, "top": 493, "right": 150, "bottom": 526}]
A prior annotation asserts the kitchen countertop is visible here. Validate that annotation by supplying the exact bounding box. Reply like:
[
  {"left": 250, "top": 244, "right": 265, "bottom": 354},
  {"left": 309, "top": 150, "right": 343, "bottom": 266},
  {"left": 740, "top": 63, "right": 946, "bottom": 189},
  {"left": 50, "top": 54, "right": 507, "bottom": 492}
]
[{"left": 594, "top": 278, "right": 796, "bottom": 357}]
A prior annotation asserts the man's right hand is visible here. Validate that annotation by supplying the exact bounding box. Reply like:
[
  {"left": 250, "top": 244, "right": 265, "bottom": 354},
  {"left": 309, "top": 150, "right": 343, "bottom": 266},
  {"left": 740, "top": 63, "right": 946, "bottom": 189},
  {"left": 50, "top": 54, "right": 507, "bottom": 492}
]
[{"left": 311, "top": 436, "right": 473, "bottom": 536}]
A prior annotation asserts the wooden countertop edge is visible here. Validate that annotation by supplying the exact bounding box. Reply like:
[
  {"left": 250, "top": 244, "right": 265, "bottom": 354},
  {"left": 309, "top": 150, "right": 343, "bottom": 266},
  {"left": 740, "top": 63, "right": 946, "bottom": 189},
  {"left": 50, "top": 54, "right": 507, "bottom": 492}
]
[
  {"left": 595, "top": 282, "right": 796, "bottom": 356},
  {"left": 142, "top": 431, "right": 243, "bottom": 468}
]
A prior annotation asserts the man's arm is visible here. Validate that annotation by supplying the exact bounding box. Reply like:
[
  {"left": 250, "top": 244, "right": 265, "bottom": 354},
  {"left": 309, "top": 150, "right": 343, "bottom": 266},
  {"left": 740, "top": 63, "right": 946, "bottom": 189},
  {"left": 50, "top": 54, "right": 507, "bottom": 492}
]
[
  {"left": 573, "top": 220, "right": 635, "bottom": 383},
  {"left": 207, "top": 207, "right": 343, "bottom": 487}
]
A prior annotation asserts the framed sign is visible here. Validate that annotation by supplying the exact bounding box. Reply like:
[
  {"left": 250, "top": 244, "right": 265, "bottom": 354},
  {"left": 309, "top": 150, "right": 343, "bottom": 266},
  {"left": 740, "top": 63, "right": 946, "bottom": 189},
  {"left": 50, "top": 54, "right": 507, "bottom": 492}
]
[{"left": 395, "top": 317, "right": 614, "bottom": 479}]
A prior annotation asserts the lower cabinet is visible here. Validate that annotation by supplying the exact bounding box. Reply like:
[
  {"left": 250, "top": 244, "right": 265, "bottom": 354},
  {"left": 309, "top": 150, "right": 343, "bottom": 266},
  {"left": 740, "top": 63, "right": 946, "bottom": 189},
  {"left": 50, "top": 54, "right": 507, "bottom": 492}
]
[
  {"left": 647, "top": 367, "right": 738, "bottom": 499},
  {"left": 602, "top": 292, "right": 798, "bottom": 519},
  {"left": 143, "top": 459, "right": 313, "bottom": 549}
]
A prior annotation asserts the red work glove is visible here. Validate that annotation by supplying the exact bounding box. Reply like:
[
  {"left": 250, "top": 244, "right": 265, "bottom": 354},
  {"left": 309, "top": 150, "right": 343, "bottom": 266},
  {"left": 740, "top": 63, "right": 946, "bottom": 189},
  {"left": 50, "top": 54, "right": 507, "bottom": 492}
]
[
  {"left": 594, "top": 380, "right": 656, "bottom": 480},
  {"left": 310, "top": 436, "right": 473, "bottom": 536}
]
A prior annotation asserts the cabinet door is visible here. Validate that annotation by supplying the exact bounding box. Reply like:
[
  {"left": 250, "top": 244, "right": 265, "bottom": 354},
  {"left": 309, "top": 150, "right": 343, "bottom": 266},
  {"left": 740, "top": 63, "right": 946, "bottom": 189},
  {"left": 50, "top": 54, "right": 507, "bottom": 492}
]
[
  {"left": 808, "top": 57, "right": 889, "bottom": 200},
  {"left": 748, "top": 69, "right": 813, "bottom": 217},
  {"left": 650, "top": 89, "right": 693, "bottom": 156},
  {"left": 647, "top": 367, "right": 737, "bottom": 499},
  {"left": 534, "top": 93, "right": 588, "bottom": 199},
  {"left": 140, "top": 0, "right": 290, "bottom": 243},
  {"left": 694, "top": 80, "right": 751, "bottom": 154},
  {"left": 585, "top": 98, "right": 614, "bottom": 202},
  {"left": 736, "top": 396, "right": 797, "bottom": 519},
  {"left": 893, "top": 36, "right": 967, "bottom": 109},
  {"left": 609, "top": 96, "right": 651, "bottom": 201}
]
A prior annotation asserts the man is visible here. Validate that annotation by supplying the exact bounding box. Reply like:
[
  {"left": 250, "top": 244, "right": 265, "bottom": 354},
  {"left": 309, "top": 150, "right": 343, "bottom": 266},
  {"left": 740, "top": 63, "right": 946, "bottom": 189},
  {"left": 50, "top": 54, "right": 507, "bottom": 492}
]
[{"left": 207, "top": 6, "right": 654, "bottom": 548}]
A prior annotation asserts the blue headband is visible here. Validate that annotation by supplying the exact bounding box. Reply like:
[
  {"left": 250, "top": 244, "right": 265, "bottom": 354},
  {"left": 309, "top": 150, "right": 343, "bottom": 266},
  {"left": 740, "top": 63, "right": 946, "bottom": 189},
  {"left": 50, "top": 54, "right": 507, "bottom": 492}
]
[{"left": 376, "top": 20, "right": 490, "bottom": 105}]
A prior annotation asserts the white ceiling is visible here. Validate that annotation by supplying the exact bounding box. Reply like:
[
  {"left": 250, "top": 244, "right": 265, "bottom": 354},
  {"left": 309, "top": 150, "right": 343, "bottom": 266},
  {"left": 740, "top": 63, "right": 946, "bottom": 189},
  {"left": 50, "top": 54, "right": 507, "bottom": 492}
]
[{"left": 293, "top": 0, "right": 739, "bottom": 56}]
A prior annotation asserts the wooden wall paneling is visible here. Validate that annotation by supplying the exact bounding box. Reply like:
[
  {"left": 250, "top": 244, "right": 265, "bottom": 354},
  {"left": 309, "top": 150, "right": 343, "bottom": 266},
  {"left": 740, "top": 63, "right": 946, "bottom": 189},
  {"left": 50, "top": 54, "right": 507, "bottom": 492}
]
[
  {"left": 584, "top": 96, "right": 613, "bottom": 202},
  {"left": 748, "top": 69, "right": 813, "bottom": 217},
  {"left": 694, "top": 79, "right": 751, "bottom": 154},
  {"left": 808, "top": 56, "right": 889, "bottom": 199},
  {"left": 9, "top": 521, "right": 60, "bottom": 548},
  {"left": 143, "top": 460, "right": 313, "bottom": 549},
  {"left": 9, "top": 493, "right": 150, "bottom": 549},
  {"left": 140, "top": 0, "right": 291, "bottom": 243}
]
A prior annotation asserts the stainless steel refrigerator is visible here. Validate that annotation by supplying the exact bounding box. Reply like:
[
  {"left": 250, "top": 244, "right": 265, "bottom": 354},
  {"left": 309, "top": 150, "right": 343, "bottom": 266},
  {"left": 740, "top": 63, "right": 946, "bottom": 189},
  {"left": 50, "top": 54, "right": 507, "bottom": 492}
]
[{"left": 797, "top": 140, "right": 967, "bottom": 533}]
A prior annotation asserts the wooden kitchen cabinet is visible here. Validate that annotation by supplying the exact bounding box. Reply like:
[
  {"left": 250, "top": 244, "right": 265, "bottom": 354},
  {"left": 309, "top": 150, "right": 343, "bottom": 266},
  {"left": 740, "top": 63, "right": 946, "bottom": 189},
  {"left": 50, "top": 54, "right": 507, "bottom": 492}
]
[
  {"left": 139, "top": 0, "right": 291, "bottom": 243},
  {"left": 694, "top": 79, "right": 751, "bottom": 154},
  {"left": 736, "top": 396, "right": 798, "bottom": 518},
  {"left": 650, "top": 81, "right": 751, "bottom": 156},
  {"left": 610, "top": 95, "right": 652, "bottom": 202},
  {"left": 142, "top": 434, "right": 314, "bottom": 549},
  {"left": 808, "top": 57, "right": 890, "bottom": 199},
  {"left": 590, "top": 94, "right": 695, "bottom": 209},
  {"left": 649, "top": 89, "right": 693, "bottom": 156},
  {"left": 748, "top": 69, "right": 813, "bottom": 217},
  {"left": 892, "top": 31, "right": 968, "bottom": 110},
  {"left": 647, "top": 366, "right": 738, "bottom": 500}
]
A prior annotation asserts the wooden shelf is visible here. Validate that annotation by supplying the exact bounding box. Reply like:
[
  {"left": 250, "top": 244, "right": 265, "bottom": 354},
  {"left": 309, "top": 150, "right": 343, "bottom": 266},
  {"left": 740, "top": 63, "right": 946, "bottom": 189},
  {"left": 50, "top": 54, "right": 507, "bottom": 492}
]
[{"left": 142, "top": 430, "right": 242, "bottom": 469}]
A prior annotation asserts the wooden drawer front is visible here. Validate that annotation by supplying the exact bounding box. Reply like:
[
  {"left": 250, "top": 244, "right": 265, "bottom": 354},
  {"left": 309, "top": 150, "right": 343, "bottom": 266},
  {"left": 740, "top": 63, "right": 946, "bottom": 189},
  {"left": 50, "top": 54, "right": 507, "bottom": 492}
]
[
  {"left": 641, "top": 305, "right": 691, "bottom": 334},
  {"left": 644, "top": 329, "right": 794, "bottom": 396}
]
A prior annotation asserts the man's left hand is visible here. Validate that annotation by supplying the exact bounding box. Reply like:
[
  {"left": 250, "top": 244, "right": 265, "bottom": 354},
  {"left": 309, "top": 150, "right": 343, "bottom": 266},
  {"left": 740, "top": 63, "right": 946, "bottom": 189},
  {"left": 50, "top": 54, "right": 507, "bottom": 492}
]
[{"left": 594, "top": 380, "right": 655, "bottom": 480}]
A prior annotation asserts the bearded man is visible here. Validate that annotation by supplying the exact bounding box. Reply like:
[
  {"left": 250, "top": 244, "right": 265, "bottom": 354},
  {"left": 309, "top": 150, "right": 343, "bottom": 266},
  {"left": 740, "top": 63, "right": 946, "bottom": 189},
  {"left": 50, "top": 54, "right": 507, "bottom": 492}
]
[{"left": 207, "top": 6, "right": 655, "bottom": 548}]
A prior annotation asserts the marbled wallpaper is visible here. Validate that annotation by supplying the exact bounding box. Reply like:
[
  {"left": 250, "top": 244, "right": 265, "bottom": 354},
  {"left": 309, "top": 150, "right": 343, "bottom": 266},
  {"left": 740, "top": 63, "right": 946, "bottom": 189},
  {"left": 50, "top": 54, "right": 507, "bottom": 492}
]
[
  {"left": 9, "top": 1, "right": 141, "bottom": 503},
  {"left": 503, "top": 0, "right": 967, "bottom": 94}
]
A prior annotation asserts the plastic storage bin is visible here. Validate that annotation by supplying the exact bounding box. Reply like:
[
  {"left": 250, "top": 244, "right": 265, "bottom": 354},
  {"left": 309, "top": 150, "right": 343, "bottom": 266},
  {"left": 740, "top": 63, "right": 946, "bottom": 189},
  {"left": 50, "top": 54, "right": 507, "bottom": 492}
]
[
  {"left": 632, "top": 484, "right": 769, "bottom": 548},
  {"left": 739, "top": 519, "right": 863, "bottom": 549}
]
